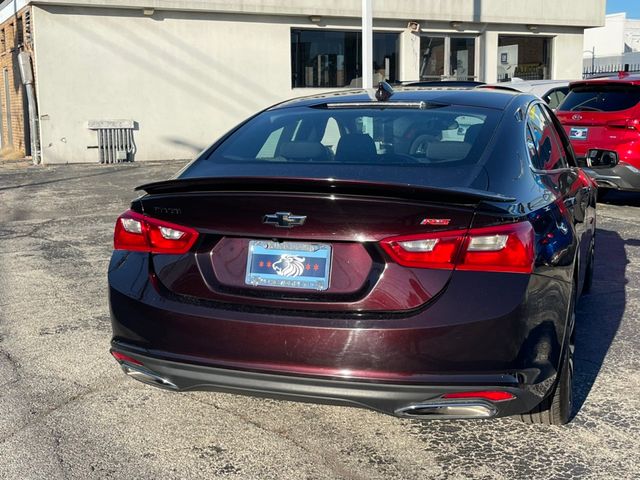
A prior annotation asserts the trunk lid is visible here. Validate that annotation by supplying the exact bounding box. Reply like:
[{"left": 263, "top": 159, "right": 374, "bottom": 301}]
[{"left": 137, "top": 177, "right": 511, "bottom": 313}]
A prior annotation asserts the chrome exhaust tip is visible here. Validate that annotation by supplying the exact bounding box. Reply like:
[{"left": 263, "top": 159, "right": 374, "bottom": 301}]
[
  {"left": 595, "top": 179, "right": 618, "bottom": 189},
  {"left": 395, "top": 401, "right": 497, "bottom": 420},
  {"left": 121, "top": 363, "right": 178, "bottom": 390}
]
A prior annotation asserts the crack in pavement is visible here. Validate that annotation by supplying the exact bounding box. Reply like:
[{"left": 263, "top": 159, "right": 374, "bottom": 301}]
[
  {"left": 51, "top": 428, "right": 69, "bottom": 480},
  {"left": 186, "top": 395, "right": 376, "bottom": 480},
  {"left": 0, "top": 347, "right": 21, "bottom": 388},
  {"left": 0, "top": 377, "right": 129, "bottom": 446}
]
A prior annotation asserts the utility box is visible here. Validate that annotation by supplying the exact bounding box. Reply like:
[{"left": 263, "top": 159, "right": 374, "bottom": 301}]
[
  {"left": 18, "top": 52, "right": 34, "bottom": 85},
  {"left": 87, "top": 120, "right": 137, "bottom": 163}
]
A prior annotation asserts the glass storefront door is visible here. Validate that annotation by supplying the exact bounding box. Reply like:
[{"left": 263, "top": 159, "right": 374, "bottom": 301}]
[
  {"left": 419, "top": 36, "right": 445, "bottom": 80},
  {"left": 420, "top": 35, "right": 477, "bottom": 81},
  {"left": 450, "top": 37, "right": 476, "bottom": 80}
]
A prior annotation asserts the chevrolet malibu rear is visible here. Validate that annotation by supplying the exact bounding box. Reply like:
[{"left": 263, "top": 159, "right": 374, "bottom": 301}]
[{"left": 109, "top": 87, "right": 596, "bottom": 425}]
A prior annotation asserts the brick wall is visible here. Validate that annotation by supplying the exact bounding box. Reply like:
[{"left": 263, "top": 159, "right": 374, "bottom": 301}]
[{"left": 0, "top": 7, "right": 33, "bottom": 157}]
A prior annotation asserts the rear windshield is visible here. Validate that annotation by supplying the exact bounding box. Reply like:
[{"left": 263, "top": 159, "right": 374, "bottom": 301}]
[
  {"left": 559, "top": 84, "right": 640, "bottom": 112},
  {"left": 198, "top": 104, "right": 501, "bottom": 189}
]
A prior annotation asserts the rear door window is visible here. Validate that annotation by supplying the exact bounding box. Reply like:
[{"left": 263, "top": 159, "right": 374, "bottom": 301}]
[
  {"left": 543, "top": 87, "right": 569, "bottom": 110},
  {"left": 527, "top": 104, "right": 569, "bottom": 170},
  {"left": 559, "top": 84, "right": 640, "bottom": 112}
]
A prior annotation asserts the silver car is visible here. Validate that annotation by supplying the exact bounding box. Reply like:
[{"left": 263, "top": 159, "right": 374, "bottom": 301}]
[{"left": 481, "top": 79, "right": 571, "bottom": 109}]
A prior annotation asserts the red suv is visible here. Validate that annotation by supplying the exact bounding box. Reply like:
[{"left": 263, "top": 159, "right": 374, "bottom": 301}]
[{"left": 556, "top": 72, "right": 640, "bottom": 192}]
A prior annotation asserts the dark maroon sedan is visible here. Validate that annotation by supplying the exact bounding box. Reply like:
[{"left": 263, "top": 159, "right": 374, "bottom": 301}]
[{"left": 109, "top": 85, "right": 596, "bottom": 425}]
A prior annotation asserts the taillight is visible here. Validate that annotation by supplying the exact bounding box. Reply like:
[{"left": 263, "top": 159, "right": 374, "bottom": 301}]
[
  {"left": 380, "top": 222, "right": 534, "bottom": 274},
  {"left": 457, "top": 223, "right": 534, "bottom": 273},
  {"left": 114, "top": 210, "right": 198, "bottom": 254},
  {"left": 379, "top": 230, "right": 466, "bottom": 270},
  {"left": 607, "top": 118, "right": 640, "bottom": 130}
]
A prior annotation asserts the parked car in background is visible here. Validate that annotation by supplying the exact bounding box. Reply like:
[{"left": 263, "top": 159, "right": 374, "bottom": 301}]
[
  {"left": 555, "top": 72, "right": 640, "bottom": 193},
  {"left": 109, "top": 84, "right": 596, "bottom": 425},
  {"left": 480, "top": 79, "right": 571, "bottom": 109}
]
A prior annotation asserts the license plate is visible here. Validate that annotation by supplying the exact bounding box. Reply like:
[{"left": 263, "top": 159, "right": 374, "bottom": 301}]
[
  {"left": 245, "top": 241, "right": 331, "bottom": 291},
  {"left": 569, "top": 127, "right": 589, "bottom": 140}
]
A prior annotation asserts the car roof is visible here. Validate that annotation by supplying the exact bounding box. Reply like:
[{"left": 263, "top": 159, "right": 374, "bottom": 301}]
[
  {"left": 402, "top": 80, "right": 485, "bottom": 88},
  {"left": 510, "top": 79, "right": 570, "bottom": 87},
  {"left": 482, "top": 80, "right": 570, "bottom": 92},
  {"left": 271, "top": 87, "right": 531, "bottom": 111},
  {"left": 570, "top": 73, "right": 640, "bottom": 88}
]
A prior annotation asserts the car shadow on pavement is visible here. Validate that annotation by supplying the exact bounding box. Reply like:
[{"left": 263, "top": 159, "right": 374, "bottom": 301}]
[
  {"left": 599, "top": 190, "right": 640, "bottom": 207},
  {"left": 572, "top": 227, "right": 636, "bottom": 416}
]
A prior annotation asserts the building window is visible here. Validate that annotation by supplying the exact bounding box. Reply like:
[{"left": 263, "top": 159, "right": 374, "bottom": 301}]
[
  {"left": 3, "top": 68, "right": 13, "bottom": 147},
  {"left": 16, "top": 16, "right": 23, "bottom": 46},
  {"left": 0, "top": 29, "right": 5, "bottom": 52},
  {"left": 420, "top": 35, "right": 476, "bottom": 81},
  {"left": 497, "top": 36, "right": 551, "bottom": 82},
  {"left": 291, "top": 29, "right": 398, "bottom": 88}
]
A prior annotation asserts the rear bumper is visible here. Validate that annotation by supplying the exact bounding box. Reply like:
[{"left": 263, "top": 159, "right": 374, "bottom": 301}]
[
  {"left": 110, "top": 342, "right": 548, "bottom": 418},
  {"left": 109, "top": 273, "right": 568, "bottom": 385},
  {"left": 109, "top": 250, "right": 574, "bottom": 418},
  {"left": 583, "top": 163, "right": 640, "bottom": 191}
]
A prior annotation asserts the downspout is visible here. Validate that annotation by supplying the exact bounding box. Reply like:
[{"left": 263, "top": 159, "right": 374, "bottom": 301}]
[
  {"left": 17, "top": 50, "right": 40, "bottom": 164},
  {"left": 10, "top": 0, "right": 41, "bottom": 164}
]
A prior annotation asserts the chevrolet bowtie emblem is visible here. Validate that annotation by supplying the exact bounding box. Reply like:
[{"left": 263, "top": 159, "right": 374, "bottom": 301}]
[{"left": 263, "top": 212, "right": 307, "bottom": 228}]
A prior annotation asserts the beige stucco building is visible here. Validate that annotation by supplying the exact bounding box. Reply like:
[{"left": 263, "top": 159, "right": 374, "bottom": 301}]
[
  {"left": 583, "top": 12, "right": 640, "bottom": 71},
  {"left": 0, "top": 0, "right": 606, "bottom": 164}
]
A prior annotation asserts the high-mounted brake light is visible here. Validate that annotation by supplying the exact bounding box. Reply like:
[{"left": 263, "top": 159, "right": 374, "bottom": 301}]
[
  {"left": 114, "top": 210, "right": 198, "bottom": 254},
  {"left": 380, "top": 222, "right": 534, "bottom": 274}
]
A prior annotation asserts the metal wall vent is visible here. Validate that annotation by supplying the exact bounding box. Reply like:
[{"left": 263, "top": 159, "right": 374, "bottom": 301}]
[
  {"left": 24, "top": 11, "right": 33, "bottom": 47},
  {"left": 88, "top": 120, "right": 137, "bottom": 163}
]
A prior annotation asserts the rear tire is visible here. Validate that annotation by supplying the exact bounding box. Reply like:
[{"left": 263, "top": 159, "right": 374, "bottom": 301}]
[{"left": 518, "top": 286, "right": 575, "bottom": 425}]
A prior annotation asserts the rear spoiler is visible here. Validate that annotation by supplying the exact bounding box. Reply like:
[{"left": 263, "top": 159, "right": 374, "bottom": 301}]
[
  {"left": 569, "top": 79, "right": 640, "bottom": 89},
  {"left": 476, "top": 85, "right": 520, "bottom": 93},
  {"left": 136, "top": 177, "right": 515, "bottom": 204}
]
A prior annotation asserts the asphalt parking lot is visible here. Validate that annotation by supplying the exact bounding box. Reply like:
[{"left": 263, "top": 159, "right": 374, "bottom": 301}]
[{"left": 0, "top": 160, "right": 639, "bottom": 480}]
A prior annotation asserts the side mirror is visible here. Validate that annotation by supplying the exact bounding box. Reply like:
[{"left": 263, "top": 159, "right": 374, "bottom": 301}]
[{"left": 587, "top": 149, "right": 618, "bottom": 168}]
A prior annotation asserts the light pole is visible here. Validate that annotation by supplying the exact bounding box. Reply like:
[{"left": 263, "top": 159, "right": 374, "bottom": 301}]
[
  {"left": 362, "top": 0, "right": 373, "bottom": 88},
  {"left": 583, "top": 47, "right": 596, "bottom": 74}
]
